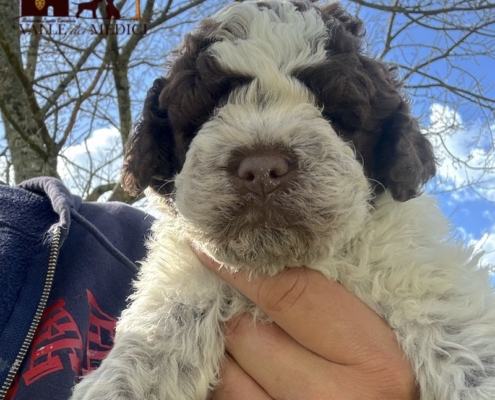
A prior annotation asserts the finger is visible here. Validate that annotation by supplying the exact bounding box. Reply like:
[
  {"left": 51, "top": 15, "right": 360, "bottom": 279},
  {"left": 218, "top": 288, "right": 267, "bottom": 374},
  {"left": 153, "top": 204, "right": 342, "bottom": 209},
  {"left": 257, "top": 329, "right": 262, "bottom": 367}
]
[
  {"left": 211, "top": 354, "right": 272, "bottom": 400},
  {"left": 225, "top": 315, "right": 417, "bottom": 400},
  {"left": 194, "top": 249, "right": 402, "bottom": 367},
  {"left": 224, "top": 314, "right": 345, "bottom": 400}
]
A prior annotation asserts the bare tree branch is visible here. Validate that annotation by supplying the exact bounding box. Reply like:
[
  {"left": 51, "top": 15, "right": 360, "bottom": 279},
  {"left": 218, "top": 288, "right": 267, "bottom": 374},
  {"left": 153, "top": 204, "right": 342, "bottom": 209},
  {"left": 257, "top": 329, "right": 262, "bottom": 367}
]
[
  {"left": 85, "top": 182, "right": 116, "bottom": 201},
  {"left": 58, "top": 61, "right": 109, "bottom": 150}
]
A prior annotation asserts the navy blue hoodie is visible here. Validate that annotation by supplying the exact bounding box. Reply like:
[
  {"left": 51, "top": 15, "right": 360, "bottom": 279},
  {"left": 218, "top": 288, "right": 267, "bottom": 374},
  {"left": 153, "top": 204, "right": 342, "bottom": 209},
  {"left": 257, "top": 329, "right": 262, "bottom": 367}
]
[{"left": 0, "top": 177, "right": 153, "bottom": 400}]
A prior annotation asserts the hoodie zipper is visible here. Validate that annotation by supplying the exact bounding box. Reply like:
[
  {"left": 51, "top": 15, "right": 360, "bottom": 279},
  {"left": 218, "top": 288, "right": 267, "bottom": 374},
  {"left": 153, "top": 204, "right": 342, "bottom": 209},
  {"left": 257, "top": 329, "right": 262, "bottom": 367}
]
[{"left": 0, "top": 227, "right": 61, "bottom": 400}]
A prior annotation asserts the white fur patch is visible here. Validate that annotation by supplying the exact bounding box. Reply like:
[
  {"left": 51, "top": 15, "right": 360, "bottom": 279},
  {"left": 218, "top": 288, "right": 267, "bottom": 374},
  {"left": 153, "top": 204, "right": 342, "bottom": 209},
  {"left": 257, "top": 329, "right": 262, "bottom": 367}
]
[{"left": 209, "top": 1, "right": 328, "bottom": 76}]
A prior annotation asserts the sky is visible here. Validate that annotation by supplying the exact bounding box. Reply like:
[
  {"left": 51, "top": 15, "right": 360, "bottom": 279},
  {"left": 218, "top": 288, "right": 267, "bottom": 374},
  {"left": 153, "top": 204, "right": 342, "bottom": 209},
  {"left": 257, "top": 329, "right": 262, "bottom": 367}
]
[{"left": 426, "top": 103, "right": 495, "bottom": 284}]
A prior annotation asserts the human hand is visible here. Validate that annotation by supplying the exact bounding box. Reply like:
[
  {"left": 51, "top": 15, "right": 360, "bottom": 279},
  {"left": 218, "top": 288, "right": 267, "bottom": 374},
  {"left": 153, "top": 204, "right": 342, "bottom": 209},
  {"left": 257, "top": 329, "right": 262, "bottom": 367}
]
[{"left": 193, "top": 251, "right": 418, "bottom": 400}]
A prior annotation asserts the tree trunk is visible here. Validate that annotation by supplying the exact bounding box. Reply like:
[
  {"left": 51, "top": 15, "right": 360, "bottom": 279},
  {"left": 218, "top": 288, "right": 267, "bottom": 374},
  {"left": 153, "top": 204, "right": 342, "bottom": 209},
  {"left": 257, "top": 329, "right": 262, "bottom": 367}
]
[
  {"left": 0, "top": 0, "right": 59, "bottom": 183},
  {"left": 3, "top": 121, "right": 59, "bottom": 182}
]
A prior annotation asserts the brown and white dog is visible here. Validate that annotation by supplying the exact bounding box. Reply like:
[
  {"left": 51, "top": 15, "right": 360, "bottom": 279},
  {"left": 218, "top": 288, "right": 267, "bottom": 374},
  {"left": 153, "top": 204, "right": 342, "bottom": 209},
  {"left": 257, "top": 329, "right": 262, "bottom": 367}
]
[{"left": 71, "top": 1, "right": 495, "bottom": 399}]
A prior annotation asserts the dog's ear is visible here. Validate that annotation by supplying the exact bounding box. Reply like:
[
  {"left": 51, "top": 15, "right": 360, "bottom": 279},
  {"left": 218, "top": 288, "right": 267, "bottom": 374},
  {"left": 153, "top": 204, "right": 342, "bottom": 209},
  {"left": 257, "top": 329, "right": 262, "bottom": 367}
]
[
  {"left": 352, "top": 58, "right": 436, "bottom": 202},
  {"left": 373, "top": 100, "right": 436, "bottom": 202},
  {"left": 318, "top": 2, "right": 364, "bottom": 39},
  {"left": 121, "top": 77, "right": 178, "bottom": 196}
]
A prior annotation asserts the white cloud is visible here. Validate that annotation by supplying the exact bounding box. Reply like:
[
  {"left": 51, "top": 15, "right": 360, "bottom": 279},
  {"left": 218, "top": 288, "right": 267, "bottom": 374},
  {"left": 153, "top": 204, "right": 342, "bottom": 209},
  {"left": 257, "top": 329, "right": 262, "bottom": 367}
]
[
  {"left": 483, "top": 210, "right": 495, "bottom": 222},
  {"left": 426, "top": 103, "right": 495, "bottom": 202},
  {"left": 469, "top": 228, "right": 495, "bottom": 271},
  {"left": 58, "top": 127, "right": 123, "bottom": 199}
]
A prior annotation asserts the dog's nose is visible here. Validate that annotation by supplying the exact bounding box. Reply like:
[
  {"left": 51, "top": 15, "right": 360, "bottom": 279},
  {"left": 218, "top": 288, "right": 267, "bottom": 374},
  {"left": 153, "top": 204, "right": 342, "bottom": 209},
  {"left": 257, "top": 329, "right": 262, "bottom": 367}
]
[{"left": 237, "top": 155, "right": 290, "bottom": 195}]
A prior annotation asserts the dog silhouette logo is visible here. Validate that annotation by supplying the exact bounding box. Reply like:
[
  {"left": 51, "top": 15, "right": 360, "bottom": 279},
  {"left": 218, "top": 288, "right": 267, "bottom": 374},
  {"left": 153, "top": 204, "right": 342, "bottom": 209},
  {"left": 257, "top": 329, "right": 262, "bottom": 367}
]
[
  {"left": 21, "top": 0, "right": 69, "bottom": 17},
  {"left": 74, "top": 0, "right": 120, "bottom": 19},
  {"left": 21, "top": 0, "right": 124, "bottom": 19}
]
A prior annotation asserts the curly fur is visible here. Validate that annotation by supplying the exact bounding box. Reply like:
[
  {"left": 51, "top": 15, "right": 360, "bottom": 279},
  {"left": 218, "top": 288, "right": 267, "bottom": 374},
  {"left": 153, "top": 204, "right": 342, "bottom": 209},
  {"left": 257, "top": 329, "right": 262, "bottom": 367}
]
[{"left": 72, "top": 1, "right": 495, "bottom": 399}]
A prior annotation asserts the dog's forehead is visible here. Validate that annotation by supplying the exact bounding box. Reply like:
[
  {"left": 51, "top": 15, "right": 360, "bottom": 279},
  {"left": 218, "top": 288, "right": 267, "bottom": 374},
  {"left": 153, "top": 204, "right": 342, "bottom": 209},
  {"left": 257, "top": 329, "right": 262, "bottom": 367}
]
[{"left": 204, "top": 0, "right": 329, "bottom": 75}]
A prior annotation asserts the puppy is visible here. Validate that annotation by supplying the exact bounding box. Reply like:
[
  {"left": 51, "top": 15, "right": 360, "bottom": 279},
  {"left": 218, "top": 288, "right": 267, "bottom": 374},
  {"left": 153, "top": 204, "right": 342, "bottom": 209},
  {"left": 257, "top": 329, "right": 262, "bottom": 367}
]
[{"left": 71, "top": 1, "right": 495, "bottom": 399}]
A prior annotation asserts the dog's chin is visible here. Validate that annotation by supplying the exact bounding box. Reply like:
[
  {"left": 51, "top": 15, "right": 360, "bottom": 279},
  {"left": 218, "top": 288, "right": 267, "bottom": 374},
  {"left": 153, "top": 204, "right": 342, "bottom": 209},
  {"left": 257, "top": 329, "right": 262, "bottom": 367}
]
[
  {"left": 192, "top": 226, "right": 328, "bottom": 276},
  {"left": 180, "top": 200, "right": 356, "bottom": 276}
]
